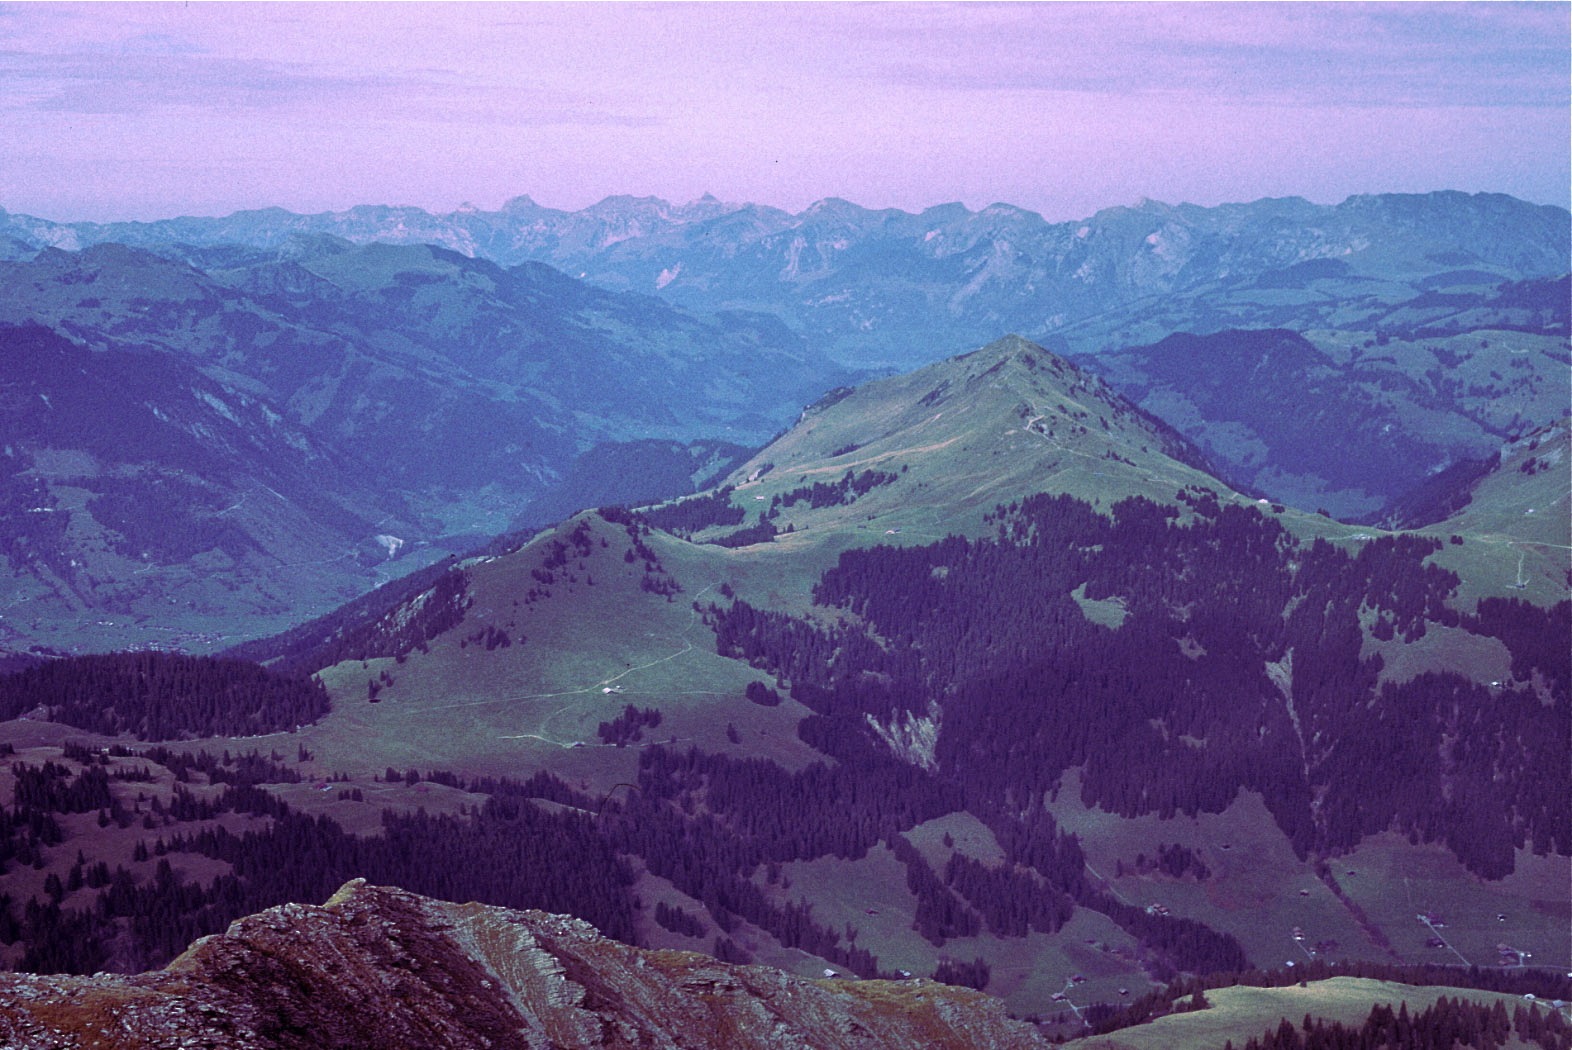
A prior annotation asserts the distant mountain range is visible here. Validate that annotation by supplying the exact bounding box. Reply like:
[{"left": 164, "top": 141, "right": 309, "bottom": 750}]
[{"left": 5, "top": 191, "right": 1565, "bottom": 367}]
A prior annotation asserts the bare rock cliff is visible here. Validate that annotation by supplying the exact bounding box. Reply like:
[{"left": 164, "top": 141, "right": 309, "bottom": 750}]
[{"left": 0, "top": 879, "right": 1050, "bottom": 1049}]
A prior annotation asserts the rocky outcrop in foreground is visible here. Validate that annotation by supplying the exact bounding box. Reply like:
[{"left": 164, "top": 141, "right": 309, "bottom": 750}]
[{"left": 0, "top": 879, "right": 1049, "bottom": 1049}]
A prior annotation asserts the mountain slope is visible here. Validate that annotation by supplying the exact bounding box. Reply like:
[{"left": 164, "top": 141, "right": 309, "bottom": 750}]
[
  {"left": 232, "top": 336, "right": 1566, "bottom": 1008},
  {"left": 1418, "top": 417, "right": 1572, "bottom": 613},
  {"left": 680, "top": 333, "right": 1227, "bottom": 555},
  {"left": 1376, "top": 417, "right": 1571, "bottom": 532},
  {"left": 508, "top": 437, "right": 755, "bottom": 534},
  {"left": 0, "top": 240, "right": 854, "bottom": 652},
  {"left": 239, "top": 333, "right": 1237, "bottom": 678},
  {"left": 4, "top": 336, "right": 1565, "bottom": 1023},
  {"left": 0, "top": 239, "right": 848, "bottom": 493},
  {"left": 1076, "top": 323, "right": 1570, "bottom": 518},
  {"left": 0, "top": 323, "right": 424, "bottom": 653}
]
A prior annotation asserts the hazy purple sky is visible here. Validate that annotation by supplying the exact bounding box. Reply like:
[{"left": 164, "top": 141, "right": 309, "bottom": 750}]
[{"left": 2, "top": 2, "right": 1567, "bottom": 222}]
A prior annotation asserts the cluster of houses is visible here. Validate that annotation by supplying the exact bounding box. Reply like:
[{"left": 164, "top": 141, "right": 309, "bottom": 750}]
[{"left": 1496, "top": 943, "right": 1531, "bottom": 967}]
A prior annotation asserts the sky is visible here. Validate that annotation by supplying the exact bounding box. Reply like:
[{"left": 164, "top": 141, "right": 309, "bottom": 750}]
[{"left": 1, "top": 1, "right": 1567, "bottom": 223}]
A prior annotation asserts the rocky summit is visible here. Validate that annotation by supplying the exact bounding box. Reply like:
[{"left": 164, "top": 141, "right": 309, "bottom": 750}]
[{"left": 0, "top": 879, "right": 1049, "bottom": 1050}]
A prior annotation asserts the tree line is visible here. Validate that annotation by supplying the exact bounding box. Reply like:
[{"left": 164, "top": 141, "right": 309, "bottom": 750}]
[
  {"left": 0, "top": 652, "right": 329, "bottom": 740},
  {"left": 1230, "top": 997, "right": 1568, "bottom": 1050},
  {"left": 3, "top": 764, "right": 635, "bottom": 975}
]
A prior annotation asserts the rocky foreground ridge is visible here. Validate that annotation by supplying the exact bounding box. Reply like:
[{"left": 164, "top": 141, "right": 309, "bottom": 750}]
[{"left": 0, "top": 879, "right": 1049, "bottom": 1049}]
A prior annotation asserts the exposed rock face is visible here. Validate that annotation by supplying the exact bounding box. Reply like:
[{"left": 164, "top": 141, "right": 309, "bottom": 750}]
[{"left": 0, "top": 880, "right": 1050, "bottom": 1049}]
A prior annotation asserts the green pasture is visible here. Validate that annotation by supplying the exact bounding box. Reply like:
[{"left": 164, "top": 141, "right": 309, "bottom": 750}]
[
  {"left": 1048, "top": 770, "right": 1572, "bottom": 976},
  {"left": 1065, "top": 976, "right": 1557, "bottom": 1050},
  {"left": 772, "top": 842, "right": 1150, "bottom": 1018}
]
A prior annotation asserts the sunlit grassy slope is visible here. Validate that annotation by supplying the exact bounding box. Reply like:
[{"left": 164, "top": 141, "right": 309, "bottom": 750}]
[
  {"left": 1422, "top": 417, "right": 1571, "bottom": 609},
  {"left": 1064, "top": 976, "right": 1548, "bottom": 1050},
  {"left": 308, "top": 515, "right": 826, "bottom": 792},
  {"left": 715, "top": 334, "right": 1233, "bottom": 544}
]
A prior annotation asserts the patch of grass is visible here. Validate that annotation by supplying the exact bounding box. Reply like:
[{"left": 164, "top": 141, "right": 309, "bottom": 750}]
[
  {"left": 628, "top": 869, "right": 715, "bottom": 951},
  {"left": 775, "top": 846, "right": 931, "bottom": 973},
  {"left": 1064, "top": 976, "right": 1547, "bottom": 1050},
  {"left": 1071, "top": 583, "right": 1129, "bottom": 629},
  {"left": 772, "top": 840, "right": 1150, "bottom": 1017},
  {"left": 1047, "top": 769, "right": 1572, "bottom": 983},
  {"left": 1048, "top": 773, "right": 1363, "bottom": 968},
  {"left": 1323, "top": 834, "right": 1570, "bottom": 970},
  {"left": 1367, "top": 623, "right": 1513, "bottom": 687},
  {"left": 903, "top": 812, "right": 1007, "bottom": 867}
]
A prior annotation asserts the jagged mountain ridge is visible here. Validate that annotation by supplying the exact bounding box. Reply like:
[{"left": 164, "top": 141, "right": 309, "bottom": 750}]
[
  {"left": 5, "top": 191, "right": 1565, "bottom": 366},
  {"left": 0, "top": 879, "right": 1048, "bottom": 1050}
]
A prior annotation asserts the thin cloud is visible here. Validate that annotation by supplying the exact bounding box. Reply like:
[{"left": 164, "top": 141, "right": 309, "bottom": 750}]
[
  {"left": 0, "top": 3, "right": 656, "bottom": 126},
  {"left": 3, "top": 51, "right": 390, "bottom": 114},
  {"left": 853, "top": 2, "right": 1568, "bottom": 109},
  {"left": 1, "top": 48, "right": 652, "bottom": 128}
]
